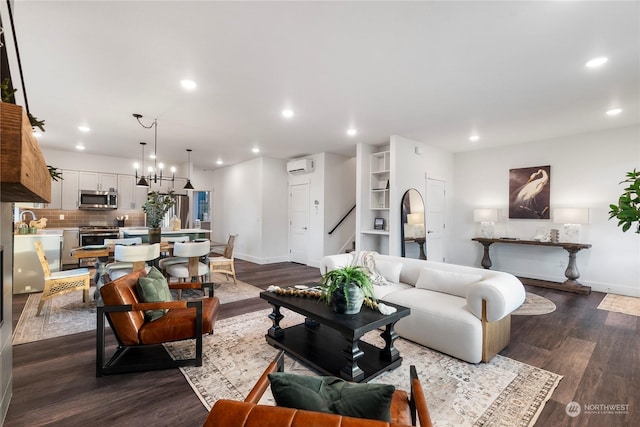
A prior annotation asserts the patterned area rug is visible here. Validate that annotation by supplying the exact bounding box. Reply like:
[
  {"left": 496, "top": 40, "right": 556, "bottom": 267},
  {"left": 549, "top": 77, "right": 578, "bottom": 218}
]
[
  {"left": 165, "top": 309, "right": 562, "bottom": 427},
  {"left": 598, "top": 293, "right": 640, "bottom": 317},
  {"left": 513, "top": 292, "right": 557, "bottom": 316},
  {"left": 12, "top": 273, "right": 261, "bottom": 345}
]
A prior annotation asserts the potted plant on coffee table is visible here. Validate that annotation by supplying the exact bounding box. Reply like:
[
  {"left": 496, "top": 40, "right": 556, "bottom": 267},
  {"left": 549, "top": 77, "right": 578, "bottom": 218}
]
[
  {"left": 320, "top": 265, "right": 376, "bottom": 314},
  {"left": 142, "top": 191, "right": 175, "bottom": 243}
]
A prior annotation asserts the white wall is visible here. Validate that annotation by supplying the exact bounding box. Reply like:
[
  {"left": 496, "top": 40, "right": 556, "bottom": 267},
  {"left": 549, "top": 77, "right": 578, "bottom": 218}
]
[
  {"left": 324, "top": 154, "right": 356, "bottom": 256},
  {"left": 389, "top": 135, "right": 454, "bottom": 257},
  {"left": 451, "top": 125, "right": 640, "bottom": 296},
  {"left": 211, "top": 157, "right": 289, "bottom": 264}
]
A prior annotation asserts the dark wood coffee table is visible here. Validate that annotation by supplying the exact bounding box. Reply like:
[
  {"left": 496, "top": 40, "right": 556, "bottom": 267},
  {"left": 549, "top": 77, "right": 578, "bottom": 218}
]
[{"left": 260, "top": 288, "right": 410, "bottom": 383}]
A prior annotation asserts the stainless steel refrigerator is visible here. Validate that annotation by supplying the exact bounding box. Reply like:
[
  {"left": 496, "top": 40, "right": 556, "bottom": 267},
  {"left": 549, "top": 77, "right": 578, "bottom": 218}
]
[{"left": 159, "top": 193, "right": 189, "bottom": 229}]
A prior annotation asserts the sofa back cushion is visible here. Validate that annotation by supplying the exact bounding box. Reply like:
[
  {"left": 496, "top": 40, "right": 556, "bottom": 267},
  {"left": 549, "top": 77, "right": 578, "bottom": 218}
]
[
  {"left": 415, "top": 267, "right": 482, "bottom": 297},
  {"left": 100, "top": 269, "right": 147, "bottom": 345},
  {"left": 374, "top": 260, "right": 403, "bottom": 284}
]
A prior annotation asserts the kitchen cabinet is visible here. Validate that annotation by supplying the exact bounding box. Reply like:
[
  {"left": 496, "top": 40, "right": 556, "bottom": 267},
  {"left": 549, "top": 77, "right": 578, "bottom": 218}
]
[
  {"left": 61, "top": 170, "right": 79, "bottom": 210},
  {"left": 79, "top": 172, "right": 118, "bottom": 191},
  {"left": 117, "top": 174, "right": 149, "bottom": 210},
  {"left": 14, "top": 233, "right": 62, "bottom": 294},
  {"left": 48, "top": 178, "right": 62, "bottom": 209}
]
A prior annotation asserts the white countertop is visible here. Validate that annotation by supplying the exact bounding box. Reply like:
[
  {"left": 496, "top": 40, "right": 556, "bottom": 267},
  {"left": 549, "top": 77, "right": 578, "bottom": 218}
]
[{"left": 121, "top": 228, "right": 211, "bottom": 235}]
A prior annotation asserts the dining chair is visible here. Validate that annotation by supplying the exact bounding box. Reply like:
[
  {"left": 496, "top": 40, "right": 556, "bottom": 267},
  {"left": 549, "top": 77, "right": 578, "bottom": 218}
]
[
  {"left": 105, "top": 243, "right": 161, "bottom": 281},
  {"left": 103, "top": 237, "right": 143, "bottom": 262},
  {"left": 160, "top": 236, "right": 190, "bottom": 257},
  {"left": 209, "top": 234, "right": 237, "bottom": 284},
  {"left": 160, "top": 240, "right": 211, "bottom": 285},
  {"left": 34, "top": 240, "right": 91, "bottom": 316}
]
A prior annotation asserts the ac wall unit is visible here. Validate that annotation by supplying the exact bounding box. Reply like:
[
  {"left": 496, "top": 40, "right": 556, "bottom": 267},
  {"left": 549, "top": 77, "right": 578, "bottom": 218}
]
[{"left": 286, "top": 159, "right": 314, "bottom": 174}]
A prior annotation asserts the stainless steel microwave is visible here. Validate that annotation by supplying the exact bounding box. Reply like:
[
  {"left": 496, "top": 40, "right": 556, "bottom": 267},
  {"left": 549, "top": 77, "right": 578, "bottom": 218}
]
[{"left": 78, "top": 190, "right": 118, "bottom": 210}]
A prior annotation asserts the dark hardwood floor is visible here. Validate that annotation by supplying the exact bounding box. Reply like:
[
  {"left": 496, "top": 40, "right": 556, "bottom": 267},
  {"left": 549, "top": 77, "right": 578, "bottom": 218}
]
[{"left": 5, "top": 260, "right": 638, "bottom": 426}]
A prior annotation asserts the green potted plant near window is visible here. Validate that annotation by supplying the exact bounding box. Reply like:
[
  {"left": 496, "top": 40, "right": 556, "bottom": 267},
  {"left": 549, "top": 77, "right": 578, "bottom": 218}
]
[
  {"left": 609, "top": 169, "right": 640, "bottom": 234},
  {"left": 320, "top": 265, "right": 376, "bottom": 314},
  {"left": 142, "top": 191, "right": 175, "bottom": 243}
]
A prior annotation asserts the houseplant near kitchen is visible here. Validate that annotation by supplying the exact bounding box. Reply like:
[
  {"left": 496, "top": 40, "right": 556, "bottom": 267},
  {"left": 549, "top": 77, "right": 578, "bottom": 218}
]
[
  {"left": 609, "top": 169, "right": 640, "bottom": 234},
  {"left": 320, "top": 265, "right": 376, "bottom": 314},
  {"left": 142, "top": 191, "right": 175, "bottom": 243}
]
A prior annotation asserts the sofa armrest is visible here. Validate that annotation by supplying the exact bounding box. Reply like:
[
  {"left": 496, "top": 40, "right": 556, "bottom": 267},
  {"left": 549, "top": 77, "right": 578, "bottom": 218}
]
[
  {"left": 319, "top": 253, "right": 353, "bottom": 274},
  {"left": 466, "top": 274, "right": 526, "bottom": 322}
]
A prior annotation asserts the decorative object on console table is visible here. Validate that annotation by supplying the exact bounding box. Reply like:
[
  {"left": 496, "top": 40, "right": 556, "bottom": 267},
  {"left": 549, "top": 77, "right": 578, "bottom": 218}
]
[
  {"left": 320, "top": 265, "right": 375, "bottom": 314},
  {"left": 471, "top": 237, "right": 592, "bottom": 295},
  {"left": 554, "top": 208, "right": 589, "bottom": 243},
  {"left": 509, "top": 165, "right": 550, "bottom": 219},
  {"left": 142, "top": 190, "right": 175, "bottom": 243},
  {"left": 474, "top": 208, "right": 497, "bottom": 238}
]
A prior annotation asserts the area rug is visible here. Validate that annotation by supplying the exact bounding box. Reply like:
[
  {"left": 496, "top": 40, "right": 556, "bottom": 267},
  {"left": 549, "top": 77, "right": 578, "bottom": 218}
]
[
  {"left": 598, "top": 293, "right": 640, "bottom": 317},
  {"left": 165, "top": 309, "right": 562, "bottom": 427},
  {"left": 513, "top": 292, "right": 557, "bottom": 316},
  {"left": 12, "top": 273, "right": 261, "bottom": 345}
]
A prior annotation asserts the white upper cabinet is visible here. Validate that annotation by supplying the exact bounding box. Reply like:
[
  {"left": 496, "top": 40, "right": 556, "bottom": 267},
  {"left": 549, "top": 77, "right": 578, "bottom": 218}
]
[
  {"left": 78, "top": 172, "right": 118, "bottom": 191},
  {"left": 61, "top": 170, "right": 80, "bottom": 210}
]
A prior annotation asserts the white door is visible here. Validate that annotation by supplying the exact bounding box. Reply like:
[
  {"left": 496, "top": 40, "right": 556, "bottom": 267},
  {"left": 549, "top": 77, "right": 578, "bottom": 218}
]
[
  {"left": 289, "top": 184, "right": 309, "bottom": 264},
  {"left": 426, "top": 178, "right": 446, "bottom": 262}
]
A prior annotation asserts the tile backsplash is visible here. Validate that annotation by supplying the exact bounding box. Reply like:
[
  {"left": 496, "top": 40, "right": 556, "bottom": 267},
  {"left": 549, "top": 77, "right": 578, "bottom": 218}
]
[{"left": 19, "top": 209, "right": 146, "bottom": 229}]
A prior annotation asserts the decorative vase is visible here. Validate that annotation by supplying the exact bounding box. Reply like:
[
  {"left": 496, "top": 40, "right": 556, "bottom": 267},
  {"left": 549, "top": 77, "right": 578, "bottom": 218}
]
[
  {"left": 148, "top": 227, "right": 161, "bottom": 244},
  {"left": 331, "top": 283, "right": 365, "bottom": 314}
]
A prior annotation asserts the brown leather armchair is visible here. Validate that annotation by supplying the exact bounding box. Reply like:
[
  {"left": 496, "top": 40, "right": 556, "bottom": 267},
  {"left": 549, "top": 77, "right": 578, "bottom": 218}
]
[
  {"left": 97, "top": 269, "right": 220, "bottom": 376},
  {"left": 203, "top": 351, "right": 433, "bottom": 427}
]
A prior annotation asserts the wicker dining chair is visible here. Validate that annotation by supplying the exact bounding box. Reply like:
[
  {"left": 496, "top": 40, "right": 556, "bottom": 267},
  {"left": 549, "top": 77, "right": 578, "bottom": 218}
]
[{"left": 209, "top": 234, "right": 237, "bottom": 284}]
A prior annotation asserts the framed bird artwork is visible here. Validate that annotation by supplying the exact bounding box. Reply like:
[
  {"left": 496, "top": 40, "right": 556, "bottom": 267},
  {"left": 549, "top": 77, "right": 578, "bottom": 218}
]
[{"left": 509, "top": 165, "right": 551, "bottom": 219}]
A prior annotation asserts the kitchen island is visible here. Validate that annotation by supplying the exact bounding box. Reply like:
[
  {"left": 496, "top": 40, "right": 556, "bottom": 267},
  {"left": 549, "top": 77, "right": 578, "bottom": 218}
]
[
  {"left": 121, "top": 228, "right": 211, "bottom": 243},
  {"left": 14, "top": 230, "right": 63, "bottom": 294}
]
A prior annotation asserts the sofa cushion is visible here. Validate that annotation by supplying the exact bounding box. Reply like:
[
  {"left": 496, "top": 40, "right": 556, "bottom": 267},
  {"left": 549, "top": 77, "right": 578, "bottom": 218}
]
[
  {"left": 268, "top": 372, "right": 395, "bottom": 422},
  {"left": 375, "top": 260, "right": 403, "bottom": 284},
  {"left": 136, "top": 267, "right": 173, "bottom": 321},
  {"left": 415, "top": 267, "right": 482, "bottom": 297}
]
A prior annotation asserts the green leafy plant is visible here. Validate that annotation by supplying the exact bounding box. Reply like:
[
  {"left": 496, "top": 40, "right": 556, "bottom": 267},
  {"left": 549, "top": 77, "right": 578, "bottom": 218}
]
[
  {"left": 142, "top": 191, "right": 175, "bottom": 228},
  {"left": 320, "top": 265, "right": 375, "bottom": 306},
  {"left": 48, "top": 165, "right": 63, "bottom": 181},
  {"left": 1, "top": 77, "right": 46, "bottom": 132},
  {"left": 609, "top": 169, "right": 640, "bottom": 233}
]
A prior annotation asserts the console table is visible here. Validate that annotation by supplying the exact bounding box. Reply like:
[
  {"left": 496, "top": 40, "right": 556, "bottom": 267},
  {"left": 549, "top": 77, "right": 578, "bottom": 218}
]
[{"left": 471, "top": 238, "right": 592, "bottom": 295}]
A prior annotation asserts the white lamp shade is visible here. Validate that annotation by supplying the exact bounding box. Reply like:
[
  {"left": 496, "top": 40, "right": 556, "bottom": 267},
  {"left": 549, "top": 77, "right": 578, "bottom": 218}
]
[
  {"left": 474, "top": 208, "right": 498, "bottom": 223},
  {"left": 554, "top": 208, "right": 589, "bottom": 224},
  {"left": 407, "top": 213, "right": 424, "bottom": 225}
]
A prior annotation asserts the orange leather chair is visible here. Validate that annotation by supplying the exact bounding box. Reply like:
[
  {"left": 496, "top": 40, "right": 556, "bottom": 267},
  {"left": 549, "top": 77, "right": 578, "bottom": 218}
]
[
  {"left": 203, "top": 351, "right": 433, "bottom": 427},
  {"left": 97, "top": 269, "right": 220, "bottom": 376}
]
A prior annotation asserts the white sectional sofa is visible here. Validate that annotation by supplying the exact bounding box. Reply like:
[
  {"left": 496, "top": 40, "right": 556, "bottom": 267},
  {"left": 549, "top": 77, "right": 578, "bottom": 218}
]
[{"left": 319, "top": 253, "right": 526, "bottom": 364}]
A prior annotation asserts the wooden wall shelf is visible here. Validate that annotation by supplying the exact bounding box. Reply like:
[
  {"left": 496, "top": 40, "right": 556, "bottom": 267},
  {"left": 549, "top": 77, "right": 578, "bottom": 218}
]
[{"left": 0, "top": 103, "right": 51, "bottom": 203}]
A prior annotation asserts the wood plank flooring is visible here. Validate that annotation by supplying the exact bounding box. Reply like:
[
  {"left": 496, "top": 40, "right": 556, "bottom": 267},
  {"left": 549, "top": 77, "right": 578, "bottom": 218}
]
[{"left": 5, "top": 260, "right": 639, "bottom": 426}]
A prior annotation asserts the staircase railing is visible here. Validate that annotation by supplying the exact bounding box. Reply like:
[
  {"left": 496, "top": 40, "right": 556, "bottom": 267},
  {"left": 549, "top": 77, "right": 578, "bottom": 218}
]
[{"left": 328, "top": 204, "right": 356, "bottom": 235}]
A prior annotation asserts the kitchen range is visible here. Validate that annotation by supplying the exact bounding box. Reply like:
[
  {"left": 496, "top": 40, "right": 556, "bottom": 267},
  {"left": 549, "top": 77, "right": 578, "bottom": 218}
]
[{"left": 78, "top": 225, "right": 119, "bottom": 267}]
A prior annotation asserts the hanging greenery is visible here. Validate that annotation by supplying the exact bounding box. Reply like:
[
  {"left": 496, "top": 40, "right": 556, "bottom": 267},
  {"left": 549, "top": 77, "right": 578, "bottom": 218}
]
[{"left": 608, "top": 169, "right": 640, "bottom": 233}]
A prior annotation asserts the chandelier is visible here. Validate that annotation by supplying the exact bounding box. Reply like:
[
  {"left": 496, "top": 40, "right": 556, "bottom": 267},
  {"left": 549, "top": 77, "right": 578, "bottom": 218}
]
[{"left": 133, "top": 113, "right": 193, "bottom": 190}]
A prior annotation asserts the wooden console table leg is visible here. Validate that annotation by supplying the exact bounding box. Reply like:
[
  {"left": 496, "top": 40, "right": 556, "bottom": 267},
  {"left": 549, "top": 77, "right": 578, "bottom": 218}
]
[
  {"left": 340, "top": 334, "right": 365, "bottom": 382},
  {"left": 480, "top": 242, "right": 493, "bottom": 269},
  {"left": 562, "top": 247, "right": 591, "bottom": 293},
  {"left": 267, "top": 304, "right": 285, "bottom": 338}
]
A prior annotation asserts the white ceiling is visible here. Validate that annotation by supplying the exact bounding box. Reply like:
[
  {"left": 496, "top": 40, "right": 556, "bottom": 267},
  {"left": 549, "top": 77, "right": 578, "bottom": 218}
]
[{"left": 10, "top": 1, "right": 640, "bottom": 172}]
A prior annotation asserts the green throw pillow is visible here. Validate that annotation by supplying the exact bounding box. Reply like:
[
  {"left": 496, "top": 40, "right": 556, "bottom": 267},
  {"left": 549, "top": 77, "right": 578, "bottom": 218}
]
[
  {"left": 136, "top": 267, "right": 173, "bottom": 321},
  {"left": 268, "top": 372, "right": 395, "bottom": 422}
]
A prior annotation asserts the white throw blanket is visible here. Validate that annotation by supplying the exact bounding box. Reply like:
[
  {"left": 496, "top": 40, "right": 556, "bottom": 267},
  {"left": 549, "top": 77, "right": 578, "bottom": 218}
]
[{"left": 350, "top": 251, "right": 390, "bottom": 286}]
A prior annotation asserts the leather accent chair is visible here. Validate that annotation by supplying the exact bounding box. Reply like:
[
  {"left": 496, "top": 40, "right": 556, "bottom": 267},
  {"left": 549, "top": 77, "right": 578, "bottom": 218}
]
[
  {"left": 97, "top": 269, "right": 220, "bottom": 376},
  {"left": 203, "top": 351, "right": 433, "bottom": 427}
]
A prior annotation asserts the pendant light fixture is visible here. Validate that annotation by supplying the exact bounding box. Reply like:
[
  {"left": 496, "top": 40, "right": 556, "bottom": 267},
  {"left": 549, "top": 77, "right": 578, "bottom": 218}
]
[
  {"left": 183, "top": 149, "right": 194, "bottom": 190},
  {"left": 133, "top": 113, "right": 175, "bottom": 185},
  {"left": 136, "top": 142, "right": 149, "bottom": 187}
]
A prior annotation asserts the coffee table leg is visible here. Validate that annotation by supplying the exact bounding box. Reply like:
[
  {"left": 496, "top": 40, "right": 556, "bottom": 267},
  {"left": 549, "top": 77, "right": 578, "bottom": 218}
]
[
  {"left": 340, "top": 335, "right": 365, "bottom": 382},
  {"left": 380, "top": 321, "right": 401, "bottom": 362},
  {"left": 267, "top": 304, "right": 285, "bottom": 339}
]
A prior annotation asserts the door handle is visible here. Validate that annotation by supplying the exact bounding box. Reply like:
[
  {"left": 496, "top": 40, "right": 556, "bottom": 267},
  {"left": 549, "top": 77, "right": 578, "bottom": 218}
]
[
  {"left": 303, "top": 227, "right": 308, "bottom": 230},
  {"left": 427, "top": 230, "right": 434, "bottom": 234}
]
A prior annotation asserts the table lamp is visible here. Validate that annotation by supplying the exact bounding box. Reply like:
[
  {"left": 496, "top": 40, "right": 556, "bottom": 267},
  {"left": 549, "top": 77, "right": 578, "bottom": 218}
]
[
  {"left": 554, "top": 208, "right": 589, "bottom": 243},
  {"left": 474, "top": 208, "right": 498, "bottom": 238}
]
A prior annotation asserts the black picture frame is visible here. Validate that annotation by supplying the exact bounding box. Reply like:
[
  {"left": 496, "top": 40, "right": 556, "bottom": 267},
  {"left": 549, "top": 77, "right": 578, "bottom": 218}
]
[{"left": 374, "top": 217, "right": 385, "bottom": 230}]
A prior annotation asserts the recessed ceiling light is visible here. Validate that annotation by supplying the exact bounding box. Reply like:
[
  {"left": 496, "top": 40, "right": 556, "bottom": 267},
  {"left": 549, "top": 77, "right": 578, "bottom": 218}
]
[
  {"left": 252, "top": 147, "right": 260, "bottom": 153},
  {"left": 181, "top": 79, "right": 197, "bottom": 90},
  {"left": 75, "top": 144, "right": 85, "bottom": 150},
  {"left": 347, "top": 128, "right": 357, "bottom": 136},
  {"left": 33, "top": 131, "right": 42, "bottom": 138},
  {"left": 216, "top": 159, "right": 223, "bottom": 165},
  {"left": 282, "top": 109, "right": 294, "bottom": 118},
  {"left": 78, "top": 125, "right": 90, "bottom": 132},
  {"left": 586, "top": 57, "right": 608, "bottom": 68},
  {"left": 606, "top": 108, "right": 622, "bottom": 116},
  {"left": 469, "top": 135, "right": 480, "bottom": 142}
]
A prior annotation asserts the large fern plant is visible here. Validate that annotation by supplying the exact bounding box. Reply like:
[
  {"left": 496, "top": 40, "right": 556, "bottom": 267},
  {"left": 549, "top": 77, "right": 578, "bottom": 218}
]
[{"left": 320, "top": 265, "right": 375, "bottom": 305}]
